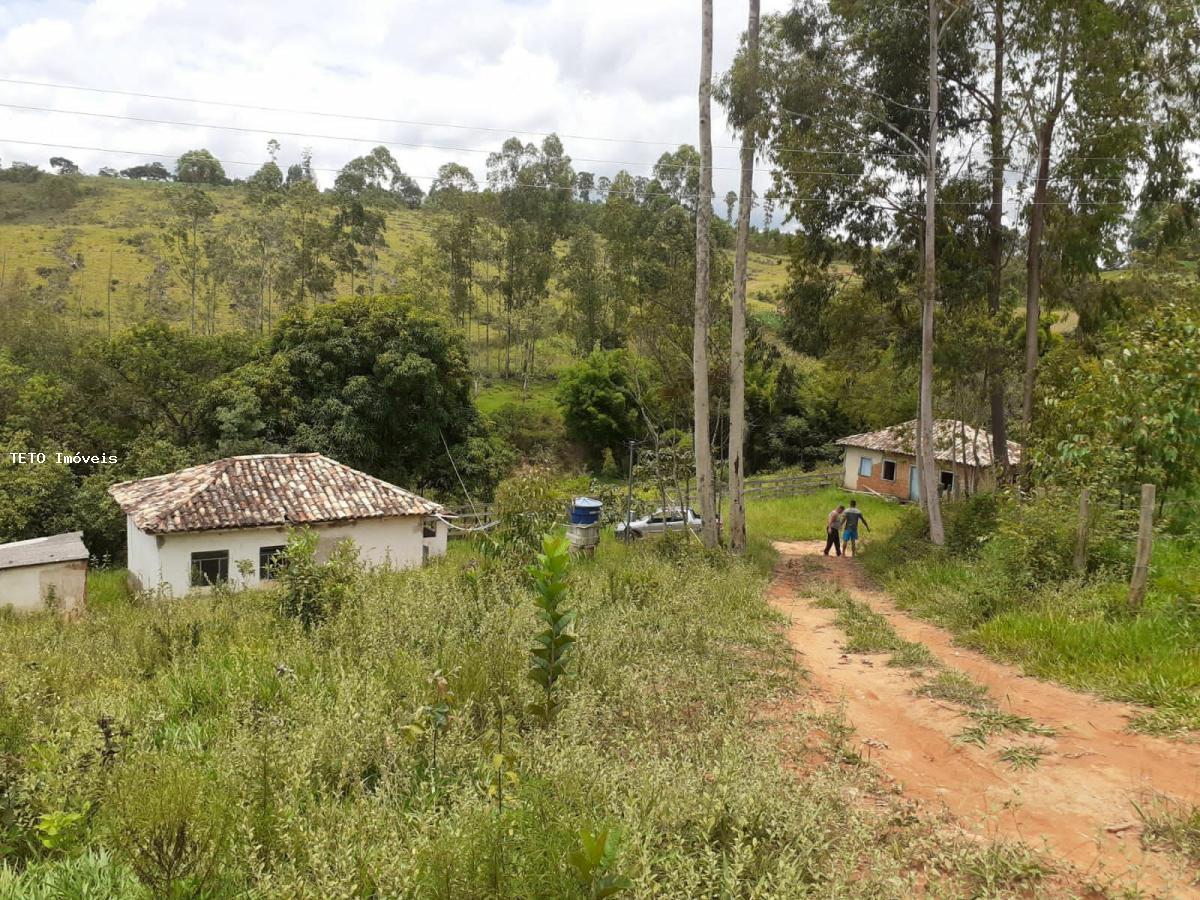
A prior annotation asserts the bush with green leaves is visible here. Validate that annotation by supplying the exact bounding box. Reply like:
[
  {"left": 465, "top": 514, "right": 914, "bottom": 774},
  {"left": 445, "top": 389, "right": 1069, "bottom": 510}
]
[
  {"left": 492, "top": 470, "right": 570, "bottom": 552},
  {"left": 104, "top": 758, "right": 234, "bottom": 898},
  {"left": 556, "top": 349, "right": 647, "bottom": 472},
  {"left": 274, "top": 527, "right": 361, "bottom": 629}
]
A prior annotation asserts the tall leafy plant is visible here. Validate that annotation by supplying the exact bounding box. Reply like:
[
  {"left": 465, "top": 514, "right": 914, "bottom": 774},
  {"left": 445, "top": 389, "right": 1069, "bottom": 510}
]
[{"left": 527, "top": 532, "right": 575, "bottom": 725}]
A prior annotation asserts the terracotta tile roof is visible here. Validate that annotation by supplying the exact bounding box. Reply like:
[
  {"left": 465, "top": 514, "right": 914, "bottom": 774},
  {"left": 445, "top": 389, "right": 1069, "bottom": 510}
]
[
  {"left": 836, "top": 419, "right": 1022, "bottom": 468},
  {"left": 0, "top": 532, "right": 89, "bottom": 570},
  {"left": 109, "top": 454, "right": 443, "bottom": 535}
]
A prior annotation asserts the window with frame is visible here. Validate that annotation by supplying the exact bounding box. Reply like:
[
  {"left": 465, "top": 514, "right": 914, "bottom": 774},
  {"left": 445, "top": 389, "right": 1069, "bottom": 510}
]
[
  {"left": 259, "top": 545, "right": 286, "bottom": 580},
  {"left": 940, "top": 470, "right": 955, "bottom": 492},
  {"left": 858, "top": 456, "right": 873, "bottom": 478},
  {"left": 190, "top": 550, "right": 229, "bottom": 587},
  {"left": 423, "top": 519, "right": 437, "bottom": 539},
  {"left": 881, "top": 460, "right": 897, "bottom": 481}
]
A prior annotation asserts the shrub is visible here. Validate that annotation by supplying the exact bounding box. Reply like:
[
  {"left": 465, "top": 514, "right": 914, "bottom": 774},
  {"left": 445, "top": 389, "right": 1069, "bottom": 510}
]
[
  {"left": 105, "top": 758, "right": 233, "bottom": 898},
  {"left": 0, "top": 848, "right": 141, "bottom": 899},
  {"left": 942, "top": 492, "right": 1002, "bottom": 557},
  {"left": 275, "top": 528, "right": 360, "bottom": 629},
  {"left": 493, "top": 471, "right": 569, "bottom": 552}
]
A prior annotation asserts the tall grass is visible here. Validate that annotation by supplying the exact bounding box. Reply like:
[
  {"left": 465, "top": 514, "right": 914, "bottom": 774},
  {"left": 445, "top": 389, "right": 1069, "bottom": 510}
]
[
  {"left": 742, "top": 487, "right": 904, "bottom": 543},
  {"left": 865, "top": 493, "right": 1200, "bottom": 734},
  {"left": 0, "top": 538, "right": 1044, "bottom": 897}
]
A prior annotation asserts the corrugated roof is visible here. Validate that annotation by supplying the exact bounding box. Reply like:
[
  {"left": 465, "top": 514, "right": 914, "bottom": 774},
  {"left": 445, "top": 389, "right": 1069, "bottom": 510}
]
[
  {"left": 0, "top": 532, "right": 89, "bottom": 570},
  {"left": 836, "top": 419, "right": 1021, "bottom": 468},
  {"left": 109, "top": 453, "right": 443, "bottom": 535}
]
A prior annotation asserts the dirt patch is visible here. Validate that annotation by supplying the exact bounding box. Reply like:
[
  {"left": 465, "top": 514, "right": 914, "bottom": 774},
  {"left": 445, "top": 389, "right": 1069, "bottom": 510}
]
[{"left": 771, "top": 540, "right": 1200, "bottom": 897}]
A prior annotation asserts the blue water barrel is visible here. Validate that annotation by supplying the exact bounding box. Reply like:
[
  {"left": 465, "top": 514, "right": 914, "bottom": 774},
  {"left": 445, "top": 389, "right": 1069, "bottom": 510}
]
[{"left": 569, "top": 497, "right": 603, "bottom": 525}]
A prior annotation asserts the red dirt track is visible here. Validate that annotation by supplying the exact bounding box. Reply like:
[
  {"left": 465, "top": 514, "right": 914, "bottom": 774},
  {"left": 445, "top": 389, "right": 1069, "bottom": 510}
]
[{"left": 770, "top": 540, "right": 1200, "bottom": 897}]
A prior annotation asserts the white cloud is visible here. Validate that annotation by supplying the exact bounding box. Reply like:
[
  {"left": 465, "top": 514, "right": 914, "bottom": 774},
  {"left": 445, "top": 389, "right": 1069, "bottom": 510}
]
[{"left": 0, "top": 0, "right": 792, "bottom": 221}]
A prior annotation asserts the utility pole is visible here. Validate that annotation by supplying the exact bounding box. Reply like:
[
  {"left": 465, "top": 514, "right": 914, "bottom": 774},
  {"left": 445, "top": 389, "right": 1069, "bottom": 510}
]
[
  {"left": 623, "top": 440, "right": 636, "bottom": 543},
  {"left": 106, "top": 249, "right": 114, "bottom": 337}
]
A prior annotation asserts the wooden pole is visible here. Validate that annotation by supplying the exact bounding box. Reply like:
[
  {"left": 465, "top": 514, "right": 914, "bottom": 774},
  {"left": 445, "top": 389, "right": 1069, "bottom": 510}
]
[
  {"left": 106, "top": 250, "right": 114, "bottom": 337},
  {"left": 1128, "top": 483, "right": 1155, "bottom": 611},
  {"left": 1073, "top": 487, "right": 1090, "bottom": 574}
]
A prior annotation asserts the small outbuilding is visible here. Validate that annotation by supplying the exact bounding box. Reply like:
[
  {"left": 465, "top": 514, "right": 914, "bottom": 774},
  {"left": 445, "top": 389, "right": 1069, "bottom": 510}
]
[
  {"left": 836, "top": 419, "right": 1021, "bottom": 501},
  {"left": 0, "top": 531, "right": 89, "bottom": 616},
  {"left": 109, "top": 453, "right": 447, "bottom": 597}
]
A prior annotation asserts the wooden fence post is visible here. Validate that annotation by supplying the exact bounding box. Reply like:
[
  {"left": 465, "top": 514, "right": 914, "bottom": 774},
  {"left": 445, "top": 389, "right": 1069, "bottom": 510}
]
[
  {"left": 1128, "top": 483, "right": 1155, "bottom": 611},
  {"left": 1073, "top": 487, "right": 1090, "bottom": 574}
]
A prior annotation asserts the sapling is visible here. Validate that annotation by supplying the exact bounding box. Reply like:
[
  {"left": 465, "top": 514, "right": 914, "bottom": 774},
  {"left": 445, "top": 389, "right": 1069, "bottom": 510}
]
[
  {"left": 567, "top": 826, "right": 633, "bottom": 898},
  {"left": 402, "top": 670, "right": 454, "bottom": 776},
  {"left": 527, "top": 532, "right": 575, "bottom": 725}
]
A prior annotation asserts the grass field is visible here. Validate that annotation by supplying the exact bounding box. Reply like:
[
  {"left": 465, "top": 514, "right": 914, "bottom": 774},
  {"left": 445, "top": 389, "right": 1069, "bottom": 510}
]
[
  {"left": 0, "top": 536, "right": 1049, "bottom": 898},
  {"left": 864, "top": 497, "right": 1200, "bottom": 735},
  {"left": 743, "top": 486, "right": 904, "bottom": 544}
]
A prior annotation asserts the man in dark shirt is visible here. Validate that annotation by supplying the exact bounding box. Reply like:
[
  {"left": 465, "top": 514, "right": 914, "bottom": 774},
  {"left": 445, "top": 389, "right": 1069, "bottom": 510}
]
[
  {"left": 841, "top": 500, "right": 870, "bottom": 557},
  {"left": 823, "top": 505, "right": 845, "bottom": 556}
]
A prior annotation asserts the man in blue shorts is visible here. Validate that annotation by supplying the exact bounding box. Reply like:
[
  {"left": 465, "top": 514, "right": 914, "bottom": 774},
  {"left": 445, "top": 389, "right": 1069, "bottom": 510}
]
[{"left": 841, "top": 500, "right": 870, "bottom": 557}]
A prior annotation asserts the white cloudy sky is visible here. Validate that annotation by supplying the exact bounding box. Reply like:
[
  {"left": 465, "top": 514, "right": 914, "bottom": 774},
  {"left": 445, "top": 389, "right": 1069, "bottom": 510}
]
[{"left": 0, "top": 0, "right": 793, "bottom": 217}]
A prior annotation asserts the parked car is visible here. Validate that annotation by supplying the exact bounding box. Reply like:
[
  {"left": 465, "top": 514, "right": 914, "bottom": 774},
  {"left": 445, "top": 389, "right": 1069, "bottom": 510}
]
[{"left": 615, "top": 507, "right": 704, "bottom": 539}]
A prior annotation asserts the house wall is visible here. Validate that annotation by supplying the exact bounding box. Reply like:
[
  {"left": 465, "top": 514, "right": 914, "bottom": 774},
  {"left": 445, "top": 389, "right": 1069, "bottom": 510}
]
[
  {"left": 128, "top": 516, "right": 425, "bottom": 597},
  {"left": 0, "top": 560, "right": 87, "bottom": 615},
  {"left": 843, "top": 447, "right": 998, "bottom": 500},
  {"left": 423, "top": 518, "right": 448, "bottom": 561},
  {"left": 846, "top": 450, "right": 916, "bottom": 500}
]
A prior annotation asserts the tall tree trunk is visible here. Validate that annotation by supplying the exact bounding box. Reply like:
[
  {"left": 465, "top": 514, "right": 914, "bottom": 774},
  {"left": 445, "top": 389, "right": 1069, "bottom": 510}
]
[
  {"left": 190, "top": 220, "right": 198, "bottom": 333},
  {"left": 729, "top": 0, "right": 761, "bottom": 555},
  {"left": 921, "top": 0, "right": 945, "bottom": 545},
  {"left": 694, "top": 0, "right": 718, "bottom": 548},
  {"left": 986, "top": 0, "right": 1010, "bottom": 470},
  {"left": 1022, "top": 65, "right": 1065, "bottom": 479},
  {"left": 1022, "top": 117, "right": 1054, "bottom": 464}
]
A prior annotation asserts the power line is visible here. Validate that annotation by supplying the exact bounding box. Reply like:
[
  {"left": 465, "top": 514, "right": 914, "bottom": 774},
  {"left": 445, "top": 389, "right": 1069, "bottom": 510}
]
[
  {"left": 0, "top": 100, "right": 814, "bottom": 178},
  {"left": 0, "top": 75, "right": 756, "bottom": 155},
  {"left": 0, "top": 73, "right": 1124, "bottom": 167},
  {"left": 0, "top": 101, "right": 1144, "bottom": 191}
]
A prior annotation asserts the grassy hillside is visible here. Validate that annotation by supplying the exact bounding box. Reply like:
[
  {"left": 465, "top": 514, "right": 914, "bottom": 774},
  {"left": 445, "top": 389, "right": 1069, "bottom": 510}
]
[
  {"left": 0, "top": 176, "right": 790, "bottom": 336},
  {"left": 0, "top": 178, "right": 433, "bottom": 329}
]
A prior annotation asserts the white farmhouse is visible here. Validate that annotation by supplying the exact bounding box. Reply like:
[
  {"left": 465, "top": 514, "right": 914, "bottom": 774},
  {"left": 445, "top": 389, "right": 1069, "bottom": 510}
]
[
  {"left": 0, "top": 531, "right": 89, "bottom": 615},
  {"left": 109, "top": 453, "right": 447, "bottom": 597}
]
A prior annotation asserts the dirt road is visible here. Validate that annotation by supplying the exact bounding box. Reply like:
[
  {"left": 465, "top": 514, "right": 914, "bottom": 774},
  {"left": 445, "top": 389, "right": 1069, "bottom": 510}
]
[{"left": 770, "top": 540, "right": 1200, "bottom": 897}]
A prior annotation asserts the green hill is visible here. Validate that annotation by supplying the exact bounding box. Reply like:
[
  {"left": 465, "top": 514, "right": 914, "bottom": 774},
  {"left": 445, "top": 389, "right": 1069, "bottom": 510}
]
[{"left": 0, "top": 175, "right": 791, "bottom": 339}]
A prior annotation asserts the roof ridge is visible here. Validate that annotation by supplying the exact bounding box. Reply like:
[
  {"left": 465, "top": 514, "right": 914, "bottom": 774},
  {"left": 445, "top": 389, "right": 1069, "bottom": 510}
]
[{"left": 143, "top": 457, "right": 235, "bottom": 532}]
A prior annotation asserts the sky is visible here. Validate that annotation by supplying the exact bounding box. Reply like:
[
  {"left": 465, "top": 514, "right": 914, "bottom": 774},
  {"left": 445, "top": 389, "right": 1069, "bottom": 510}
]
[{"left": 0, "top": 0, "right": 794, "bottom": 222}]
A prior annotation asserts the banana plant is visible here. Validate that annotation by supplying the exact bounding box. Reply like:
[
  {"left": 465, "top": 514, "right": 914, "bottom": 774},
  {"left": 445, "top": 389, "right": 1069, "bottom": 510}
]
[{"left": 527, "top": 532, "right": 575, "bottom": 725}]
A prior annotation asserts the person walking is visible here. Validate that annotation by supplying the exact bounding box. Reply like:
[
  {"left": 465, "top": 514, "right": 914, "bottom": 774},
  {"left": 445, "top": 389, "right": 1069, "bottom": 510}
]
[
  {"left": 841, "top": 499, "right": 870, "bottom": 557},
  {"left": 823, "top": 504, "right": 845, "bottom": 556}
]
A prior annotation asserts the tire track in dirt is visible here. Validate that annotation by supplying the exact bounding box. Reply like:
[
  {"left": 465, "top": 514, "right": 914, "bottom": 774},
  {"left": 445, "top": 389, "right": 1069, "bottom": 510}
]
[{"left": 770, "top": 540, "right": 1200, "bottom": 897}]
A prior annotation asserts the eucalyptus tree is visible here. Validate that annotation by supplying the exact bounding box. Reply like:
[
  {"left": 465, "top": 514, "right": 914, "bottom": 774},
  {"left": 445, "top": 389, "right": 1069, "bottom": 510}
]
[
  {"left": 166, "top": 186, "right": 217, "bottom": 333},
  {"left": 693, "top": 0, "right": 718, "bottom": 548},
  {"left": 753, "top": 0, "right": 977, "bottom": 544},
  {"left": 1005, "top": 0, "right": 1192, "bottom": 460},
  {"left": 485, "top": 135, "right": 575, "bottom": 379},
  {"left": 725, "top": 0, "right": 762, "bottom": 554}
]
